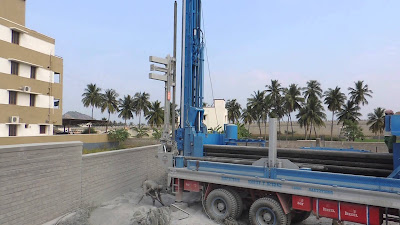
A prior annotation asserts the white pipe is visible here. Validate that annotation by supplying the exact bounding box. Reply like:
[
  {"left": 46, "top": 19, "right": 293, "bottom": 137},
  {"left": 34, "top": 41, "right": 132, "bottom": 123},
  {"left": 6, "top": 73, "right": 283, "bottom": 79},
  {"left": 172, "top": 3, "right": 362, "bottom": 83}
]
[{"left": 269, "top": 118, "right": 277, "bottom": 168}]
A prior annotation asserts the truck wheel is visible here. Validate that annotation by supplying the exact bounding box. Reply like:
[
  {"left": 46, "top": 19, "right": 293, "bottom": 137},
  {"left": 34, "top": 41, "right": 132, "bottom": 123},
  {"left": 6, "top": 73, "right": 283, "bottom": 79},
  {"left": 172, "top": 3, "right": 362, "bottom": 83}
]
[
  {"left": 249, "top": 197, "right": 288, "bottom": 225},
  {"left": 291, "top": 210, "right": 311, "bottom": 224},
  {"left": 226, "top": 188, "right": 243, "bottom": 218},
  {"left": 205, "top": 188, "right": 238, "bottom": 220}
]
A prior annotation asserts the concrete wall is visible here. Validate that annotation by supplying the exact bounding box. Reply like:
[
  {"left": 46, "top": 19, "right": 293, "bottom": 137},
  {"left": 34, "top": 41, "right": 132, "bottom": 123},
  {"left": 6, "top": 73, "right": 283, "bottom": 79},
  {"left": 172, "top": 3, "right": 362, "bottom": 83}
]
[
  {"left": 277, "top": 140, "right": 389, "bottom": 153},
  {"left": 0, "top": 133, "right": 109, "bottom": 145},
  {"left": 0, "top": 142, "right": 163, "bottom": 225},
  {"left": 81, "top": 145, "right": 164, "bottom": 205},
  {"left": 0, "top": 142, "right": 82, "bottom": 225},
  {"left": 249, "top": 120, "right": 377, "bottom": 137}
]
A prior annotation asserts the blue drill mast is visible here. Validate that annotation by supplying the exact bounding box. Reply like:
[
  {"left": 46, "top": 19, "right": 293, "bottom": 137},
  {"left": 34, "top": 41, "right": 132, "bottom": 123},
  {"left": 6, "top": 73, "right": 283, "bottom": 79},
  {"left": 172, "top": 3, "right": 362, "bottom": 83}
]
[
  {"left": 150, "top": 1, "right": 400, "bottom": 224},
  {"left": 176, "top": 0, "right": 206, "bottom": 157}
]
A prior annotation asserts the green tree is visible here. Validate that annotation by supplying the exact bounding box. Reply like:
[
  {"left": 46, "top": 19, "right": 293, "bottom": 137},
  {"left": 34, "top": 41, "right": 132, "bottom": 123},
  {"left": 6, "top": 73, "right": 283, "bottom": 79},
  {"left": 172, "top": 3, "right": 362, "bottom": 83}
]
[
  {"left": 303, "top": 80, "right": 323, "bottom": 101},
  {"left": 266, "top": 80, "right": 284, "bottom": 134},
  {"left": 348, "top": 80, "right": 373, "bottom": 109},
  {"left": 367, "top": 107, "right": 385, "bottom": 140},
  {"left": 241, "top": 106, "right": 254, "bottom": 130},
  {"left": 247, "top": 90, "right": 265, "bottom": 136},
  {"left": 133, "top": 92, "right": 151, "bottom": 126},
  {"left": 237, "top": 123, "right": 251, "bottom": 139},
  {"left": 152, "top": 128, "right": 162, "bottom": 140},
  {"left": 118, "top": 95, "right": 134, "bottom": 126},
  {"left": 81, "top": 83, "right": 102, "bottom": 119},
  {"left": 262, "top": 95, "right": 272, "bottom": 140},
  {"left": 226, "top": 99, "right": 242, "bottom": 123},
  {"left": 146, "top": 101, "right": 164, "bottom": 127},
  {"left": 337, "top": 101, "right": 361, "bottom": 125},
  {"left": 284, "top": 84, "right": 304, "bottom": 138},
  {"left": 108, "top": 129, "right": 130, "bottom": 147},
  {"left": 131, "top": 124, "right": 149, "bottom": 138},
  {"left": 296, "top": 97, "right": 326, "bottom": 139},
  {"left": 342, "top": 120, "right": 364, "bottom": 141},
  {"left": 324, "top": 87, "right": 346, "bottom": 140},
  {"left": 100, "top": 89, "right": 119, "bottom": 132}
]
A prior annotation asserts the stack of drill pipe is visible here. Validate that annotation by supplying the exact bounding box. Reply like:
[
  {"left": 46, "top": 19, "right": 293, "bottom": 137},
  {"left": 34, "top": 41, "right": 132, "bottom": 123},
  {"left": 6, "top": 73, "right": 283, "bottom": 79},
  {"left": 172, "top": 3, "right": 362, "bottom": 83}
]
[{"left": 203, "top": 144, "right": 393, "bottom": 177}]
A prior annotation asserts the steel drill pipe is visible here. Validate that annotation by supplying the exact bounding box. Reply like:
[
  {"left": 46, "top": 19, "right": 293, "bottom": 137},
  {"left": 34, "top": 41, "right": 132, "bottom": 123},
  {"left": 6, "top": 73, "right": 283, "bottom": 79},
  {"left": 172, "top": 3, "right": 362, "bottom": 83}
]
[
  {"left": 204, "top": 145, "right": 393, "bottom": 164},
  {"left": 204, "top": 152, "right": 393, "bottom": 170},
  {"left": 183, "top": 156, "right": 391, "bottom": 177}
]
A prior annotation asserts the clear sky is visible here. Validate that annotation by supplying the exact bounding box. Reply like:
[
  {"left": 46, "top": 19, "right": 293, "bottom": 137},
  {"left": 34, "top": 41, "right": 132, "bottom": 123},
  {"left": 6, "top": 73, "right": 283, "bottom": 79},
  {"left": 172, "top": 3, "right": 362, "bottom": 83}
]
[{"left": 26, "top": 0, "right": 400, "bottom": 123}]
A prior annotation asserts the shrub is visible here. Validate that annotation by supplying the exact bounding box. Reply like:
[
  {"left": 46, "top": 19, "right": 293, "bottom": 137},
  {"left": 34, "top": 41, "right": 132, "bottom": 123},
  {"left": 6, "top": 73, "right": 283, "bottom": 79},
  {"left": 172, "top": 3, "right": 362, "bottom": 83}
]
[
  {"left": 108, "top": 129, "right": 130, "bottom": 144},
  {"left": 152, "top": 128, "right": 162, "bottom": 140},
  {"left": 237, "top": 123, "right": 251, "bottom": 139}
]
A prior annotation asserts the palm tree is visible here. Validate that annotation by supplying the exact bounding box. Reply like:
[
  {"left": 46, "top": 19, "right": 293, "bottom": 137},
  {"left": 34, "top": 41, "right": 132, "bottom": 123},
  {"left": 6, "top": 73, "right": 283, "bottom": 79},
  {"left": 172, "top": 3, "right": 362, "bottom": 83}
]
[
  {"left": 118, "top": 95, "right": 134, "bottom": 126},
  {"left": 284, "top": 84, "right": 304, "bottom": 137},
  {"left": 146, "top": 101, "right": 164, "bottom": 127},
  {"left": 100, "top": 89, "right": 119, "bottom": 132},
  {"left": 226, "top": 99, "right": 242, "bottom": 123},
  {"left": 132, "top": 92, "right": 151, "bottom": 126},
  {"left": 266, "top": 80, "right": 284, "bottom": 134},
  {"left": 81, "top": 83, "right": 102, "bottom": 119},
  {"left": 241, "top": 106, "right": 254, "bottom": 130},
  {"left": 337, "top": 100, "right": 361, "bottom": 125},
  {"left": 247, "top": 90, "right": 265, "bottom": 136},
  {"left": 348, "top": 80, "right": 373, "bottom": 108},
  {"left": 296, "top": 97, "right": 326, "bottom": 139},
  {"left": 324, "top": 87, "right": 346, "bottom": 141},
  {"left": 303, "top": 80, "right": 323, "bottom": 101},
  {"left": 367, "top": 107, "right": 385, "bottom": 140}
]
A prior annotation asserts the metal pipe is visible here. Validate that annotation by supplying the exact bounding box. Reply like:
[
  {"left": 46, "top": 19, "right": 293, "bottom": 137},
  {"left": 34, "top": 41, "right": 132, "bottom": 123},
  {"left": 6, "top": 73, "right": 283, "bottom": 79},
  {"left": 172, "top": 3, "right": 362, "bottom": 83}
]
[
  {"left": 269, "top": 118, "right": 277, "bottom": 168},
  {"left": 172, "top": 0, "right": 177, "bottom": 140},
  {"left": 204, "top": 152, "right": 392, "bottom": 170},
  {"left": 204, "top": 145, "right": 393, "bottom": 164},
  {"left": 180, "top": 0, "right": 186, "bottom": 128},
  {"left": 185, "top": 156, "right": 255, "bottom": 165}
]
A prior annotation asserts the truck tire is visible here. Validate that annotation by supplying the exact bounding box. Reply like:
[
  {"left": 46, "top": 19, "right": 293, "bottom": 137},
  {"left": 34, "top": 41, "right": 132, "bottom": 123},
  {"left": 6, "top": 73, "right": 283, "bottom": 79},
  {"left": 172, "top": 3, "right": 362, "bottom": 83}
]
[
  {"left": 291, "top": 210, "right": 311, "bottom": 224},
  {"left": 225, "top": 188, "right": 243, "bottom": 218},
  {"left": 249, "top": 197, "right": 288, "bottom": 225},
  {"left": 205, "top": 188, "right": 238, "bottom": 221}
]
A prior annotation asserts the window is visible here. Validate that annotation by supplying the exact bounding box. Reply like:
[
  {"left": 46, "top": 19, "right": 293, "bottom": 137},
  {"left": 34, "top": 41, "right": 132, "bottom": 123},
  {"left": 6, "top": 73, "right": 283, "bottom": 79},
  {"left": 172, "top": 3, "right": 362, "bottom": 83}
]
[
  {"left": 30, "top": 94, "right": 35, "bottom": 107},
  {"left": 40, "top": 125, "right": 46, "bottom": 134},
  {"left": 54, "top": 99, "right": 60, "bottom": 109},
  {"left": 9, "top": 91, "right": 17, "bottom": 105},
  {"left": 54, "top": 73, "right": 60, "bottom": 83},
  {"left": 30, "top": 66, "right": 37, "bottom": 79},
  {"left": 11, "top": 30, "right": 20, "bottom": 44},
  {"left": 9, "top": 125, "right": 17, "bottom": 136},
  {"left": 11, "top": 61, "right": 19, "bottom": 75}
]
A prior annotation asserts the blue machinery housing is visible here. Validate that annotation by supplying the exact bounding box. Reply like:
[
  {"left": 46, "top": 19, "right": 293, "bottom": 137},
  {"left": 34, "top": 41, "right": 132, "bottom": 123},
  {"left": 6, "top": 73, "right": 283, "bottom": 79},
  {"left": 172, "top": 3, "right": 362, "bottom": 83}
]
[{"left": 173, "top": 0, "right": 400, "bottom": 210}]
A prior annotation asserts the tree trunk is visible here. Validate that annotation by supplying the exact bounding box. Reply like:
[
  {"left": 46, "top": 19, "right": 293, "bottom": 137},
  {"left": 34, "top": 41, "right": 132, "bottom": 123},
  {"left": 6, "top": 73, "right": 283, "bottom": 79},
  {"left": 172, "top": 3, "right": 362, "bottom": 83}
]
[
  {"left": 314, "top": 126, "right": 317, "bottom": 139},
  {"left": 309, "top": 122, "right": 313, "bottom": 140},
  {"left": 290, "top": 115, "right": 294, "bottom": 138},
  {"left": 278, "top": 119, "right": 281, "bottom": 137},
  {"left": 139, "top": 111, "right": 142, "bottom": 126},
  {"left": 330, "top": 111, "right": 334, "bottom": 141},
  {"left": 106, "top": 111, "right": 110, "bottom": 133},
  {"left": 125, "top": 119, "right": 127, "bottom": 127},
  {"left": 91, "top": 107, "right": 94, "bottom": 119},
  {"left": 305, "top": 125, "right": 308, "bottom": 140},
  {"left": 264, "top": 119, "right": 267, "bottom": 140},
  {"left": 286, "top": 116, "right": 289, "bottom": 141},
  {"left": 258, "top": 120, "right": 262, "bottom": 137}
]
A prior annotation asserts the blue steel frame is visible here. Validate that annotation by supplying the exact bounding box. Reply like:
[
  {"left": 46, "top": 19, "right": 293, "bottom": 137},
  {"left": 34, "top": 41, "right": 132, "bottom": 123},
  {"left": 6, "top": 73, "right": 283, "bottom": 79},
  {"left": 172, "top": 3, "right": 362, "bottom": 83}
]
[
  {"left": 176, "top": 0, "right": 206, "bottom": 157},
  {"left": 186, "top": 160, "right": 400, "bottom": 194},
  {"left": 174, "top": 0, "right": 400, "bottom": 201}
]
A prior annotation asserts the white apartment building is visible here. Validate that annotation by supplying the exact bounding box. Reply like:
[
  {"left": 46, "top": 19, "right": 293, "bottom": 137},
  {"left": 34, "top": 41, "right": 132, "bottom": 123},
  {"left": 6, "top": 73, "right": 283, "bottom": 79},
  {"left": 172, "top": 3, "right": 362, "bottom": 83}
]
[{"left": 0, "top": 0, "right": 63, "bottom": 137}]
